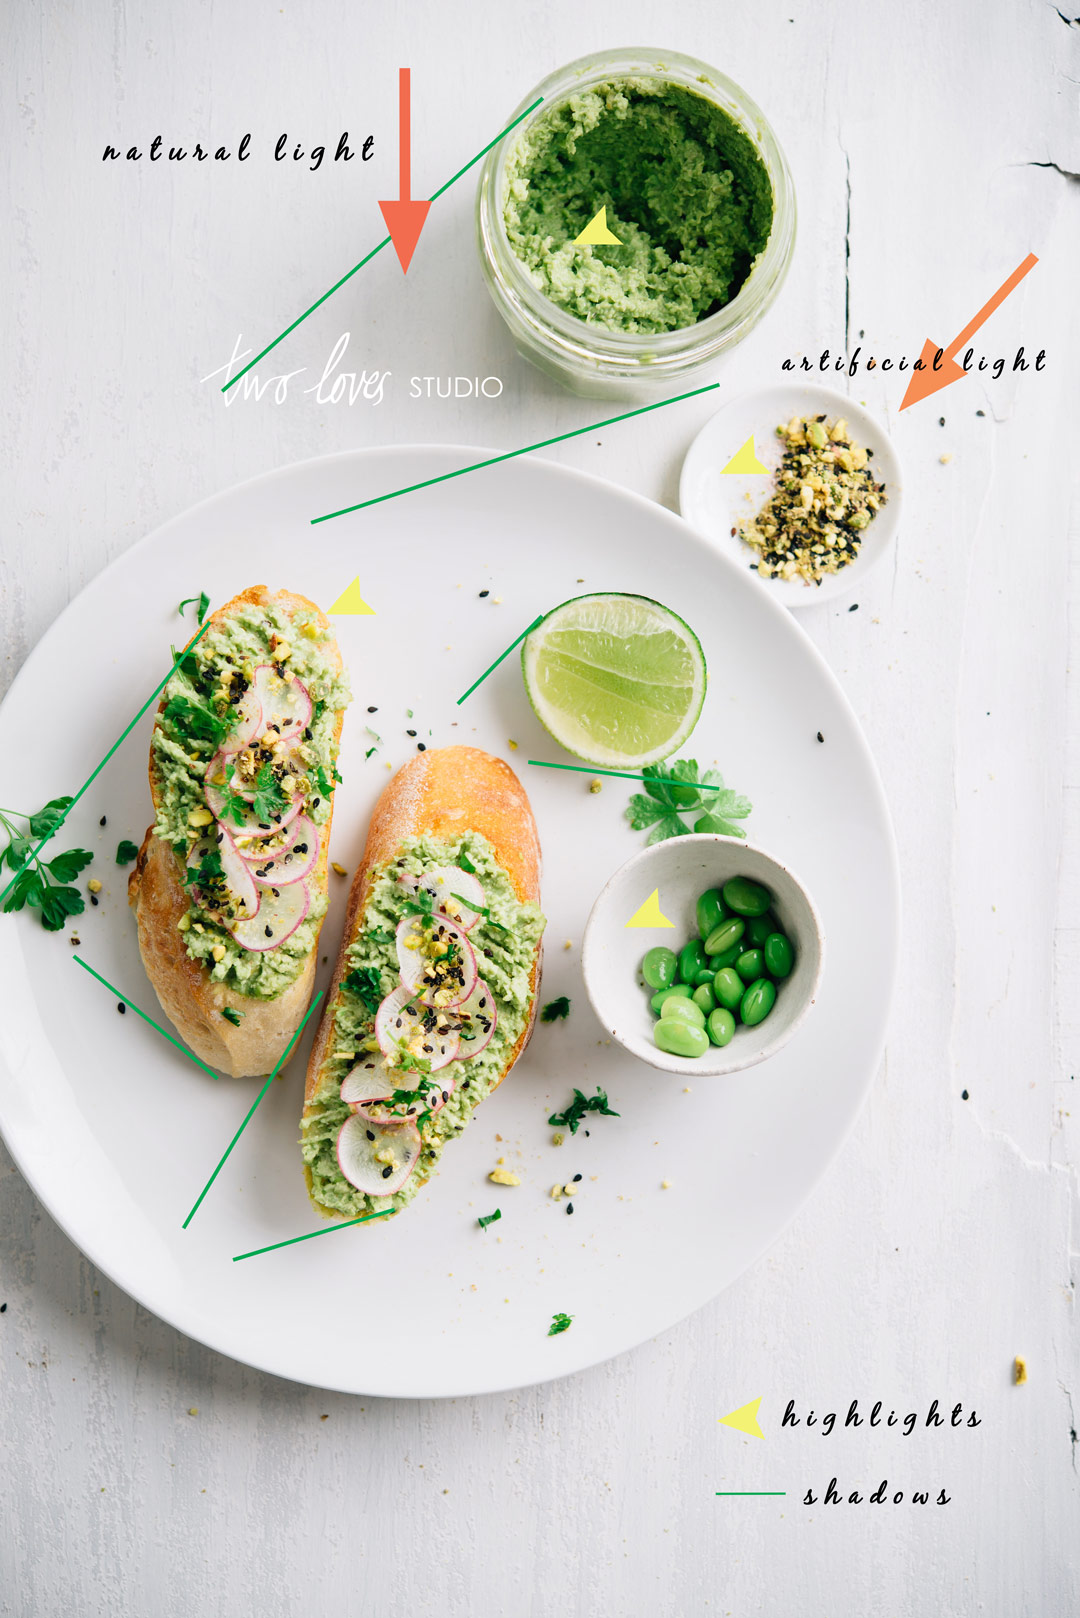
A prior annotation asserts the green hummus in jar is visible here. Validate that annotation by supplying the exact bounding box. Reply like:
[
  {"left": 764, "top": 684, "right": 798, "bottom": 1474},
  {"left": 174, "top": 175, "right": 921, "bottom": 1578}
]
[{"left": 502, "top": 78, "right": 775, "bottom": 335}]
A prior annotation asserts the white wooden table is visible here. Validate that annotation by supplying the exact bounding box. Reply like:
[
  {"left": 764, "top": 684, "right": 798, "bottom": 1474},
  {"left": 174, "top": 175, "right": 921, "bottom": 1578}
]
[{"left": 3, "top": 2, "right": 1078, "bottom": 1613}]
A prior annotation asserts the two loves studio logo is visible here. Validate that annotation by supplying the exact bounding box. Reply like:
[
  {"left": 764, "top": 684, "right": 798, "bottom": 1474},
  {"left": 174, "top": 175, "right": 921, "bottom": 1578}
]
[{"left": 715, "top": 1396, "right": 983, "bottom": 1507}]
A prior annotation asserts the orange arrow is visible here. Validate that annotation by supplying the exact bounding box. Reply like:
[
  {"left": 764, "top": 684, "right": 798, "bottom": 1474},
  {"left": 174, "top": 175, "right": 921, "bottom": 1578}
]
[
  {"left": 899, "top": 253, "right": 1038, "bottom": 409},
  {"left": 379, "top": 69, "right": 431, "bottom": 274}
]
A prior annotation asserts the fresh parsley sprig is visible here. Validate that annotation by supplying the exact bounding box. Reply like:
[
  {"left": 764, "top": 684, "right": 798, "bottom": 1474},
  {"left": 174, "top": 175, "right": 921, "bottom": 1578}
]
[
  {"left": 341, "top": 965, "right": 384, "bottom": 1017},
  {"left": 0, "top": 799, "right": 93, "bottom": 932},
  {"left": 626, "top": 758, "right": 753, "bottom": 845},
  {"left": 548, "top": 1312, "right": 573, "bottom": 1336},
  {"left": 548, "top": 1086, "right": 619, "bottom": 1134},
  {"left": 163, "top": 693, "right": 229, "bottom": 750},
  {"left": 541, "top": 996, "right": 571, "bottom": 1022},
  {"left": 251, "top": 763, "right": 289, "bottom": 822}
]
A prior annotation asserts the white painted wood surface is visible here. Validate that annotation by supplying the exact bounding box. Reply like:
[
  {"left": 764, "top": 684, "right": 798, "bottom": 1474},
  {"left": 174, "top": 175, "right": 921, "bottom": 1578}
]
[{"left": 2, "top": 1, "right": 1078, "bottom": 1612}]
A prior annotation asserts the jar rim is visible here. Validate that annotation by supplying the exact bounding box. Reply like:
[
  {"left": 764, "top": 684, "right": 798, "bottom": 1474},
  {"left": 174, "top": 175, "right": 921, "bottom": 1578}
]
[{"left": 477, "top": 46, "right": 797, "bottom": 369}]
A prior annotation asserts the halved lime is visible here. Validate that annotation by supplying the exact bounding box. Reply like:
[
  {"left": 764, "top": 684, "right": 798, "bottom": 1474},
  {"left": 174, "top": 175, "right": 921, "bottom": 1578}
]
[{"left": 522, "top": 594, "right": 707, "bottom": 768}]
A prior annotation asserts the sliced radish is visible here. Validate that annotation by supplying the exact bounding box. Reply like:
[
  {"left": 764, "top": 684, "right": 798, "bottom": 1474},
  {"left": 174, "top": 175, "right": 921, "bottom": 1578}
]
[
  {"left": 455, "top": 978, "right": 498, "bottom": 1060},
  {"left": 229, "top": 877, "right": 309, "bottom": 951},
  {"left": 396, "top": 912, "right": 478, "bottom": 1009},
  {"left": 186, "top": 827, "right": 259, "bottom": 922},
  {"left": 249, "top": 816, "right": 318, "bottom": 886},
  {"left": 228, "top": 681, "right": 263, "bottom": 748},
  {"left": 253, "top": 664, "right": 312, "bottom": 740},
  {"left": 340, "top": 1061, "right": 396, "bottom": 1107},
  {"left": 336, "top": 1114, "right": 421, "bottom": 1197},
  {"left": 364, "top": 1070, "right": 457, "bottom": 1124},
  {"left": 204, "top": 748, "right": 253, "bottom": 806},
  {"left": 234, "top": 817, "right": 302, "bottom": 863},
  {"left": 375, "top": 986, "right": 460, "bottom": 1072},
  {"left": 415, "top": 866, "right": 486, "bottom": 931},
  {"left": 205, "top": 755, "right": 303, "bottom": 841}
]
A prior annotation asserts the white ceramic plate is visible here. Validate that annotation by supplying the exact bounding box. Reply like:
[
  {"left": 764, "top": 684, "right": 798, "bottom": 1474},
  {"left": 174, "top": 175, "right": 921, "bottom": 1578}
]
[
  {"left": 0, "top": 446, "right": 899, "bottom": 1397},
  {"left": 679, "top": 384, "right": 903, "bottom": 608}
]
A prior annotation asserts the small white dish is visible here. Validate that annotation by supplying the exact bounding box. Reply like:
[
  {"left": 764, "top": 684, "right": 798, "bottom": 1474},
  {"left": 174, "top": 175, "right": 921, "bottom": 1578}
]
[
  {"left": 679, "top": 383, "right": 903, "bottom": 609},
  {"left": 582, "top": 834, "right": 825, "bottom": 1078}
]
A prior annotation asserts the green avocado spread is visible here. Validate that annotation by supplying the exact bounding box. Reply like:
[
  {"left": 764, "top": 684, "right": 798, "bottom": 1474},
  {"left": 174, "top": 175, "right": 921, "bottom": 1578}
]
[
  {"left": 301, "top": 831, "right": 545, "bottom": 1218},
  {"left": 502, "top": 78, "right": 775, "bottom": 334},
  {"left": 151, "top": 600, "right": 350, "bottom": 999}
]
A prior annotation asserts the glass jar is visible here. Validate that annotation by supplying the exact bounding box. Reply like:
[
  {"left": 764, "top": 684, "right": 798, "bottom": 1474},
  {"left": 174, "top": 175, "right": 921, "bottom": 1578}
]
[{"left": 476, "top": 47, "right": 797, "bottom": 401}]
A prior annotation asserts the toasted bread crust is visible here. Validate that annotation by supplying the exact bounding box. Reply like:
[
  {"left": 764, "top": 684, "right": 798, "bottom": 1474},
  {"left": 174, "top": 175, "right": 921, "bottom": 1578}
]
[
  {"left": 303, "top": 746, "right": 543, "bottom": 1213},
  {"left": 128, "top": 585, "right": 343, "bottom": 1078}
]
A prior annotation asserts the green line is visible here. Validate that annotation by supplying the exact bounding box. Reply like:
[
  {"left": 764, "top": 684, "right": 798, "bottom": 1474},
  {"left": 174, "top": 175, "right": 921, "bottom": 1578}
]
[
  {"left": 72, "top": 955, "right": 222, "bottom": 1082},
  {"left": 456, "top": 615, "right": 544, "bottom": 705},
  {"left": 310, "top": 384, "right": 720, "bottom": 523},
  {"left": 222, "top": 95, "right": 544, "bottom": 393},
  {"left": 182, "top": 991, "right": 323, "bottom": 1229},
  {"left": 527, "top": 760, "right": 723, "bottom": 793},
  {"left": 715, "top": 1492, "right": 787, "bottom": 1496},
  {"left": 232, "top": 1206, "right": 394, "bottom": 1261},
  {"left": 0, "top": 621, "right": 212, "bottom": 910}
]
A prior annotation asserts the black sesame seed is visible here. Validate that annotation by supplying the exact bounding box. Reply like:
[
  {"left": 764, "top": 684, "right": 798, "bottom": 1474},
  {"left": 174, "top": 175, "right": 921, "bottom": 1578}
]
[
  {"left": 90, "top": 895, "right": 99, "bottom": 906},
  {"left": 939, "top": 416, "right": 945, "bottom": 427},
  {"left": 976, "top": 409, "right": 985, "bottom": 417},
  {"left": 479, "top": 589, "right": 489, "bottom": 598},
  {"left": 381, "top": 1164, "right": 393, "bottom": 1179},
  {"left": 367, "top": 705, "right": 378, "bottom": 712},
  {"left": 961, "top": 1089, "right": 969, "bottom": 1100},
  {"left": 99, "top": 815, "right": 107, "bottom": 827},
  {"left": 816, "top": 731, "right": 825, "bottom": 743},
  {"left": 566, "top": 1202, "right": 574, "bottom": 1215},
  {"left": 406, "top": 729, "right": 417, "bottom": 738},
  {"left": 117, "top": 1003, "right": 126, "bottom": 1014},
  {"left": 366, "top": 1129, "right": 375, "bottom": 1141},
  {"left": 264, "top": 926, "right": 273, "bottom": 938},
  {"left": 417, "top": 743, "right": 426, "bottom": 751},
  {"left": 848, "top": 603, "right": 859, "bottom": 612},
  {"left": 441, "top": 1090, "right": 448, "bottom": 1102},
  {"left": 573, "top": 1173, "right": 582, "bottom": 1182}
]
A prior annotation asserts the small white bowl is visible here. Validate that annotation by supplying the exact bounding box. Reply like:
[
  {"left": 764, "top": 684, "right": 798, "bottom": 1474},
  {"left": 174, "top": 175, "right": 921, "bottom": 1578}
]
[
  {"left": 582, "top": 834, "right": 825, "bottom": 1078},
  {"left": 679, "top": 383, "right": 903, "bottom": 609}
]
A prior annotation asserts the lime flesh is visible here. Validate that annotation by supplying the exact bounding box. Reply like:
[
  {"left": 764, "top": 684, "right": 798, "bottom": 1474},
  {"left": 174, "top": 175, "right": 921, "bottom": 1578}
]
[{"left": 522, "top": 593, "right": 707, "bottom": 768}]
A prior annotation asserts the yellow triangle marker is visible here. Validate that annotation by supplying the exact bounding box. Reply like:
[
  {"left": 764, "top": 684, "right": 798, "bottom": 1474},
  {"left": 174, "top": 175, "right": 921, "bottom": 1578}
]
[
  {"left": 718, "top": 1397, "right": 765, "bottom": 1440},
  {"left": 573, "top": 206, "right": 623, "bottom": 247},
  {"left": 721, "top": 436, "right": 769, "bottom": 475},
  {"left": 625, "top": 888, "right": 674, "bottom": 929},
  {"left": 327, "top": 578, "right": 376, "bottom": 615}
]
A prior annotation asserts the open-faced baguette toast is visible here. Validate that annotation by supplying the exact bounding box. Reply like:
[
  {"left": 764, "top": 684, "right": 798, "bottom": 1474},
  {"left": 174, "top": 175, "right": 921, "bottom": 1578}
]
[
  {"left": 302, "top": 746, "right": 544, "bottom": 1219},
  {"left": 129, "top": 586, "right": 349, "bottom": 1077}
]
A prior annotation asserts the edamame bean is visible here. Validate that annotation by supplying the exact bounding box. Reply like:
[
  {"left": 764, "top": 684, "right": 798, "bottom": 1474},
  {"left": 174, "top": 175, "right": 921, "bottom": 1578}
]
[
  {"left": 677, "top": 939, "right": 709, "bottom": 983},
  {"left": 696, "top": 888, "right": 728, "bottom": 940},
  {"left": 642, "top": 946, "right": 678, "bottom": 990},
  {"left": 650, "top": 984, "right": 694, "bottom": 1015},
  {"left": 735, "top": 948, "right": 765, "bottom": 984},
  {"left": 713, "top": 967, "right": 744, "bottom": 1011},
  {"left": 764, "top": 932, "right": 794, "bottom": 978},
  {"left": 704, "top": 917, "right": 745, "bottom": 956},
  {"left": 707, "top": 1007, "right": 736, "bottom": 1047},
  {"left": 722, "top": 877, "right": 772, "bottom": 917},
  {"left": 740, "top": 978, "right": 777, "bottom": 1026},
  {"left": 746, "top": 912, "right": 777, "bottom": 947},
  {"left": 655, "top": 1018, "right": 710, "bottom": 1058},
  {"left": 694, "top": 965, "right": 718, "bottom": 986},
  {"left": 710, "top": 942, "right": 744, "bottom": 972},
  {"left": 660, "top": 997, "right": 707, "bottom": 1030},
  {"left": 692, "top": 983, "right": 717, "bottom": 1016}
]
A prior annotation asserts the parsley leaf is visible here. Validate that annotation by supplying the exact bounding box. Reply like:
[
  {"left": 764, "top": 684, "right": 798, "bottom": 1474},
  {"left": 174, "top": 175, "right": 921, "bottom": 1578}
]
[
  {"left": 184, "top": 846, "right": 224, "bottom": 890},
  {"left": 541, "top": 996, "right": 571, "bottom": 1022},
  {"left": 548, "top": 1312, "right": 573, "bottom": 1336},
  {"left": 251, "top": 764, "right": 289, "bottom": 822},
  {"left": 341, "top": 966, "right": 384, "bottom": 1017},
  {"left": 46, "top": 848, "right": 94, "bottom": 882},
  {"left": 178, "top": 591, "right": 210, "bottom": 622},
  {"left": 458, "top": 850, "right": 477, "bottom": 874},
  {"left": 28, "top": 796, "right": 73, "bottom": 838},
  {"left": 627, "top": 759, "right": 752, "bottom": 845},
  {"left": 115, "top": 839, "right": 140, "bottom": 867},
  {"left": 163, "top": 694, "right": 229, "bottom": 749},
  {"left": 477, "top": 1209, "right": 502, "bottom": 1231},
  {"left": 215, "top": 785, "right": 252, "bottom": 828},
  {"left": 548, "top": 1086, "right": 619, "bottom": 1134}
]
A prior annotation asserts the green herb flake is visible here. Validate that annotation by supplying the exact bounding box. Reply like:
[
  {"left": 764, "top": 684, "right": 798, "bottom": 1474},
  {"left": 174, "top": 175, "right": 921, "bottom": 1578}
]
[
  {"left": 548, "top": 1086, "right": 619, "bottom": 1135},
  {"left": 548, "top": 1312, "right": 573, "bottom": 1337},
  {"left": 178, "top": 591, "right": 211, "bottom": 622},
  {"left": 458, "top": 850, "right": 477, "bottom": 874},
  {"left": 115, "top": 839, "right": 140, "bottom": 866},
  {"left": 251, "top": 763, "right": 289, "bottom": 823},
  {"left": 477, "top": 1208, "right": 502, "bottom": 1231},
  {"left": 163, "top": 693, "right": 228, "bottom": 750},
  {"left": 541, "top": 996, "right": 571, "bottom": 1022},
  {"left": 222, "top": 1007, "right": 244, "bottom": 1026},
  {"left": 341, "top": 965, "right": 383, "bottom": 1017}
]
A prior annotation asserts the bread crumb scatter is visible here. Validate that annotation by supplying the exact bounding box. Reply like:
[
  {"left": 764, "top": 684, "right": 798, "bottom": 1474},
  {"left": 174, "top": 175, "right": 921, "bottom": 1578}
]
[{"left": 1013, "top": 1356, "right": 1028, "bottom": 1385}]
